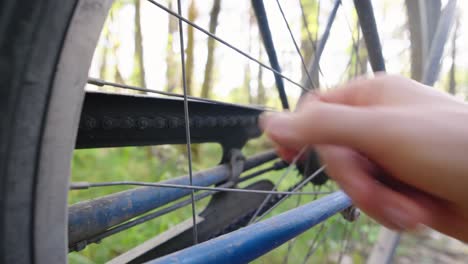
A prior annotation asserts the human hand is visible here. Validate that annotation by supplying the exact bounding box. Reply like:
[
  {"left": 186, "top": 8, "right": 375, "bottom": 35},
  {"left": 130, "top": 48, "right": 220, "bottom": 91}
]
[{"left": 261, "top": 74, "right": 468, "bottom": 241}]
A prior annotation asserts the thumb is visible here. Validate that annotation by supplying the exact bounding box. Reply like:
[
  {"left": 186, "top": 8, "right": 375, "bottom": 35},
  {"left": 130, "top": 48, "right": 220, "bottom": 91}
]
[{"left": 261, "top": 101, "right": 381, "bottom": 152}]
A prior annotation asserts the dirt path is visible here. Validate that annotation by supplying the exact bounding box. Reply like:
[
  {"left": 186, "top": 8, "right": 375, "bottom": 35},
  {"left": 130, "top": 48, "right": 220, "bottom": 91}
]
[{"left": 394, "top": 231, "right": 468, "bottom": 264}]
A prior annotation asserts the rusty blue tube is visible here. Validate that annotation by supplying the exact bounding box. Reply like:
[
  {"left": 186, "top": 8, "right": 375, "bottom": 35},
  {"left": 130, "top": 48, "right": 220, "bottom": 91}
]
[
  {"left": 68, "top": 150, "right": 276, "bottom": 246},
  {"left": 149, "top": 191, "right": 352, "bottom": 264}
]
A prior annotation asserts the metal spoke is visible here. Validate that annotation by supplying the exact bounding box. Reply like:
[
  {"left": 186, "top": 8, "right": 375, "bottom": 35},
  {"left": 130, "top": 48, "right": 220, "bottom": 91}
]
[
  {"left": 353, "top": 0, "right": 386, "bottom": 72},
  {"left": 298, "top": 0, "right": 317, "bottom": 53},
  {"left": 340, "top": 2, "right": 364, "bottom": 74},
  {"left": 315, "top": 0, "right": 320, "bottom": 43},
  {"left": 355, "top": 20, "right": 361, "bottom": 77},
  {"left": 145, "top": 0, "right": 309, "bottom": 92},
  {"left": 70, "top": 182, "right": 232, "bottom": 250},
  {"left": 282, "top": 191, "right": 303, "bottom": 264},
  {"left": 338, "top": 221, "right": 355, "bottom": 263},
  {"left": 252, "top": 165, "right": 326, "bottom": 223},
  {"left": 337, "top": 28, "right": 361, "bottom": 83},
  {"left": 253, "top": 0, "right": 289, "bottom": 109},
  {"left": 176, "top": 0, "right": 198, "bottom": 244},
  {"left": 275, "top": 0, "right": 316, "bottom": 89},
  {"left": 87, "top": 77, "right": 273, "bottom": 112},
  {"left": 247, "top": 147, "right": 307, "bottom": 225},
  {"left": 239, "top": 161, "right": 288, "bottom": 183},
  {"left": 69, "top": 161, "right": 286, "bottom": 250},
  {"left": 253, "top": 0, "right": 335, "bottom": 230},
  {"left": 256, "top": 2, "right": 354, "bottom": 260},
  {"left": 301, "top": 223, "right": 327, "bottom": 264},
  {"left": 69, "top": 181, "right": 331, "bottom": 196},
  {"left": 302, "top": 0, "right": 341, "bottom": 90},
  {"left": 302, "top": 218, "right": 338, "bottom": 264},
  {"left": 298, "top": 0, "right": 325, "bottom": 81},
  {"left": 336, "top": 222, "right": 350, "bottom": 263}
]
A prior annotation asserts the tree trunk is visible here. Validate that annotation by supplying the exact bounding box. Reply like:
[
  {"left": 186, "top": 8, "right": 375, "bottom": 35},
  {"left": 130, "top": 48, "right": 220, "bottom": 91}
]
[
  {"left": 243, "top": 39, "right": 252, "bottom": 104},
  {"left": 133, "top": 0, "right": 147, "bottom": 89},
  {"left": 184, "top": 0, "right": 199, "bottom": 160},
  {"left": 166, "top": 1, "right": 178, "bottom": 93},
  {"left": 99, "top": 26, "right": 110, "bottom": 80},
  {"left": 406, "top": 0, "right": 441, "bottom": 81},
  {"left": 299, "top": 0, "right": 320, "bottom": 92},
  {"left": 299, "top": 0, "right": 318, "bottom": 87},
  {"left": 109, "top": 7, "right": 125, "bottom": 85},
  {"left": 201, "top": 0, "right": 221, "bottom": 99},
  {"left": 449, "top": 14, "right": 459, "bottom": 95},
  {"left": 358, "top": 37, "right": 368, "bottom": 75},
  {"left": 348, "top": 28, "right": 368, "bottom": 79},
  {"left": 185, "top": 0, "right": 198, "bottom": 95},
  {"left": 244, "top": 8, "right": 257, "bottom": 104},
  {"left": 257, "top": 45, "right": 265, "bottom": 105}
]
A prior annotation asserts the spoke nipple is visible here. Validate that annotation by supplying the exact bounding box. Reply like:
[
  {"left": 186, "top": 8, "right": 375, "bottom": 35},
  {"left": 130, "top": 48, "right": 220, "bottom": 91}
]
[
  {"left": 341, "top": 206, "right": 360, "bottom": 222},
  {"left": 88, "top": 77, "right": 105, "bottom": 86}
]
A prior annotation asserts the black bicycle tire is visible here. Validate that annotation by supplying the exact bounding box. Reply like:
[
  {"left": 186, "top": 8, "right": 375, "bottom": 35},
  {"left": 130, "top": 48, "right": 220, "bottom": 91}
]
[{"left": 0, "top": 0, "right": 80, "bottom": 263}]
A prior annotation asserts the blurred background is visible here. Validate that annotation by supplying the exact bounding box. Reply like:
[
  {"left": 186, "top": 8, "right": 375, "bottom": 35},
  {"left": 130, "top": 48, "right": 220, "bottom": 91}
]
[{"left": 70, "top": 0, "right": 468, "bottom": 263}]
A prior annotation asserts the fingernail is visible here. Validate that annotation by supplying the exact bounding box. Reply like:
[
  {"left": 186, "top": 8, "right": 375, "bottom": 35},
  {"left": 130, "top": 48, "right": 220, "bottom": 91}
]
[
  {"left": 300, "top": 91, "right": 318, "bottom": 102},
  {"left": 411, "top": 223, "right": 429, "bottom": 234},
  {"left": 263, "top": 113, "right": 298, "bottom": 139},
  {"left": 258, "top": 113, "right": 271, "bottom": 131},
  {"left": 383, "top": 205, "right": 416, "bottom": 231}
]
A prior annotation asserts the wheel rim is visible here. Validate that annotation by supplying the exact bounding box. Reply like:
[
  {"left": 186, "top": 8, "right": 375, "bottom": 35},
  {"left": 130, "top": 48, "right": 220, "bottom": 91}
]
[{"left": 34, "top": 1, "right": 113, "bottom": 263}]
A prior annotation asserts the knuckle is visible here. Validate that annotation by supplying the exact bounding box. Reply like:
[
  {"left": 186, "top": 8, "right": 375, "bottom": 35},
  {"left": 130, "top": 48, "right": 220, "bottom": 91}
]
[{"left": 305, "top": 102, "right": 326, "bottom": 118}]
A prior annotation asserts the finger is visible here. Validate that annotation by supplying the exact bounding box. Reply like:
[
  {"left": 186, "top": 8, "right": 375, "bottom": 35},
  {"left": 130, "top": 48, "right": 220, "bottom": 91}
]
[
  {"left": 318, "top": 75, "right": 378, "bottom": 106},
  {"left": 368, "top": 173, "right": 468, "bottom": 240},
  {"left": 296, "top": 91, "right": 320, "bottom": 112},
  {"left": 427, "top": 205, "right": 468, "bottom": 242},
  {"left": 317, "top": 145, "right": 429, "bottom": 231},
  {"left": 403, "top": 190, "right": 468, "bottom": 242},
  {"left": 261, "top": 101, "right": 381, "bottom": 152},
  {"left": 320, "top": 145, "right": 468, "bottom": 241}
]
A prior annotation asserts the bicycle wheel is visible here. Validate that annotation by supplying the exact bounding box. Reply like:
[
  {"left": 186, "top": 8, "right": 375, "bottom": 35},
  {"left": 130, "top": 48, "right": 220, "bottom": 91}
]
[{"left": 0, "top": 0, "right": 456, "bottom": 263}]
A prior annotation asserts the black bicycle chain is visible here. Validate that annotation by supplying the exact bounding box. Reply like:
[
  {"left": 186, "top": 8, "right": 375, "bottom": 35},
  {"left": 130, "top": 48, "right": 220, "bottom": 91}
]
[{"left": 79, "top": 113, "right": 258, "bottom": 131}]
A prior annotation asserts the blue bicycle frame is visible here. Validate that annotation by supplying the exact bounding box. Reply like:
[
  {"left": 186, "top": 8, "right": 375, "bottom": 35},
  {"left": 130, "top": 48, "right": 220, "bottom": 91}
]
[{"left": 149, "top": 191, "right": 351, "bottom": 264}]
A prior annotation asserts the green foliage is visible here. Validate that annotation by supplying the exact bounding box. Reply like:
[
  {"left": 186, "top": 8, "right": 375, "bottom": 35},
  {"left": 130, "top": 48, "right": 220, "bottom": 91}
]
[
  {"left": 69, "top": 138, "right": 379, "bottom": 263},
  {"left": 69, "top": 144, "right": 219, "bottom": 263}
]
